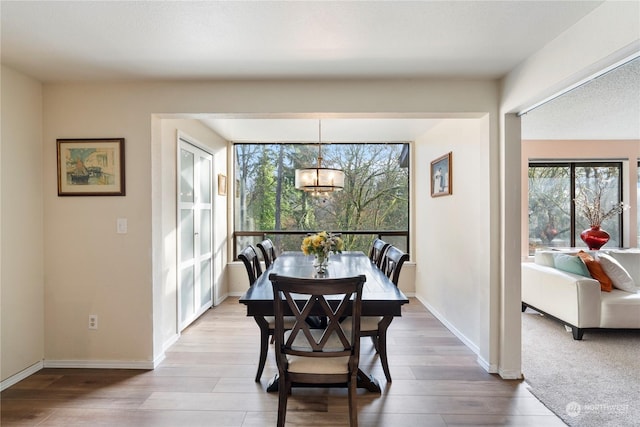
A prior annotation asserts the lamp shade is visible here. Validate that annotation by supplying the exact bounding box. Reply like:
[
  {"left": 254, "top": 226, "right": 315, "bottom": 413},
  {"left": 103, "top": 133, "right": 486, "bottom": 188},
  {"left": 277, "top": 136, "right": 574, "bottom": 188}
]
[{"left": 295, "top": 167, "right": 345, "bottom": 192}]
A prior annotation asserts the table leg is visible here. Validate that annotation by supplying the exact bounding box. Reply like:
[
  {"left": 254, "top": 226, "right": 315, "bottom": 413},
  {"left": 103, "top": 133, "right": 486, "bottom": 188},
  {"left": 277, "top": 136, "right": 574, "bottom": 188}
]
[
  {"left": 356, "top": 368, "right": 382, "bottom": 393},
  {"left": 266, "top": 374, "right": 279, "bottom": 392}
]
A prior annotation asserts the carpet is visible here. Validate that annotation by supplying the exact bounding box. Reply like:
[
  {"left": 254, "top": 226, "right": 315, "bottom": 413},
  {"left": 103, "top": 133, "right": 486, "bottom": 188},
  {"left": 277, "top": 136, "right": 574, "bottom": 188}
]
[{"left": 521, "top": 309, "right": 640, "bottom": 427}]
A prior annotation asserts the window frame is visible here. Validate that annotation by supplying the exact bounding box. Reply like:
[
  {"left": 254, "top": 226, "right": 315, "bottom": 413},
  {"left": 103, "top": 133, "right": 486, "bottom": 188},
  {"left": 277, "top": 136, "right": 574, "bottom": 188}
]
[
  {"left": 232, "top": 142, "right": 411, "bottom": 258},
  {"left": 528, "top": 161, "right": 624, "bottom": 251}
]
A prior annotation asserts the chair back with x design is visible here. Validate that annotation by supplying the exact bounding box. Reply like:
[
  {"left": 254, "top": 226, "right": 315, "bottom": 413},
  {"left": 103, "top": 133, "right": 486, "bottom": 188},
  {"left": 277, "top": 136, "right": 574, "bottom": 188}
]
[{"left": 269, "top": 273, "right": 366, "bottom": 427}]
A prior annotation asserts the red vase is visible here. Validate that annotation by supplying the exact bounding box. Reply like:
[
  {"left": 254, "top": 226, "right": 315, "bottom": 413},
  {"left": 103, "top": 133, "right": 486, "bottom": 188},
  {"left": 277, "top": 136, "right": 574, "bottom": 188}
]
[{"left": 580, "top": 226, "right": 610, "bottom": 250}]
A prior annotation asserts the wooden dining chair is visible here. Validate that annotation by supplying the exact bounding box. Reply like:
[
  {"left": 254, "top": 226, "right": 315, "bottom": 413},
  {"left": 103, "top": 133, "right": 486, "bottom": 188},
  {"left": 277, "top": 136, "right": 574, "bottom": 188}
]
[
  {"left": 238, "top": 246, "right": 271, "bottom": 381},
  {"left": 256, "top": 238, "right": 277, "bottom": 269},
  {"left": 361, "top": 245, "right": 409, "bottom": 382},
  {"left": 379, "top": 245, "right": 410, "bottom": 286},
  {"left": 239, "top": 245, "right": 296, "bottom": 382},
  {"left": 269, "top": 273, "right": 366, "bottom": 427},
  {"left": 368, "top": 238, "right": 390, "bottom": 268},
  {"left": 238, "top": 245, "right": 263, "bottom": 285}
]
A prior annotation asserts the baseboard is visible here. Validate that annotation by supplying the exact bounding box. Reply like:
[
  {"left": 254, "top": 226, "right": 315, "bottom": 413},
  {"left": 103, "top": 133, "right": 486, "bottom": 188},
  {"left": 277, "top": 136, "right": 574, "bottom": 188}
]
[
  {"left": 227, "top": 291, "right": 245, "bottom": 297},
  {"left": 43, "top": 359, "right": 155, "bottom": 370},
  {"left": 214, "top": 293, "right": 231, "bottom": 305},
  {"left": 414, "top": 295, "right": 481, "bottom": 356},
  {"left": 1, "top": 360, "right": 44, "bottom": 391},
  {"left": 476, "top": 354, "right": 498, "bottom": 374},
  {"left": 498, "top": 368, "right": 523, "bottom": 380}
]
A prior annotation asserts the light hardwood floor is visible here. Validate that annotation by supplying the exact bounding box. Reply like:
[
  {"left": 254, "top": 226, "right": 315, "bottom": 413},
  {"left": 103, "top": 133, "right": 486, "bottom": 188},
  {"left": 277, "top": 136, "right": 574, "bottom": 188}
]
[{"left": 1, "top": 297, "right": 566, "bottom": 426}]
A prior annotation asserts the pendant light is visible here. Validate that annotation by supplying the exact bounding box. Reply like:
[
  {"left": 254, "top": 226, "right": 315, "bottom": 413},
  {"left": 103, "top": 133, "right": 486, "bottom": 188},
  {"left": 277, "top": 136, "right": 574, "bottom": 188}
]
[{"left": 294, "top": 121, "right": 345, "bottom": 194}]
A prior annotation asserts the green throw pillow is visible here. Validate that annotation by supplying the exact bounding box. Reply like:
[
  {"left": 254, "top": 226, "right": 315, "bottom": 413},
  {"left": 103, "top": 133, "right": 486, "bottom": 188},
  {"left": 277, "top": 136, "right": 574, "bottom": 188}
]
[{"left": 553, "top": 254, "right": 591, "bottom": 277}]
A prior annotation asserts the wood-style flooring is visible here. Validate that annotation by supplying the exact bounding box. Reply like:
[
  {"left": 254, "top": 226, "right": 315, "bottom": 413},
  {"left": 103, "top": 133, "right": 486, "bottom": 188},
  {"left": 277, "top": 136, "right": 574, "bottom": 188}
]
[{"left": 1, "top": 297, "right": 565, "bottom": 426}]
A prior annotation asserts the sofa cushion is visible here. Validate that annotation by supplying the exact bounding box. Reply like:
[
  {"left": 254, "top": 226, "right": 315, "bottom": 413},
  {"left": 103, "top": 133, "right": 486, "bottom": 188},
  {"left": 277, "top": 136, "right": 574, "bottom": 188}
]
[
  {"left": 603, "top": 250, "right": 640, "bottom": 287},
  {"left": 599, "top": 290, "right": 640, "bottom": 328},
  {"left": 553, "top": 253, "right": 590, "bottom": 277},
  {"left": 576, "top": 250, "right": 613, "bottom": 292},
  {"left": 534, "top": 251, "right": 556, "bottom": 267},
  {"left": 597, "top": 253, "right": 637, "bottom": 293}
]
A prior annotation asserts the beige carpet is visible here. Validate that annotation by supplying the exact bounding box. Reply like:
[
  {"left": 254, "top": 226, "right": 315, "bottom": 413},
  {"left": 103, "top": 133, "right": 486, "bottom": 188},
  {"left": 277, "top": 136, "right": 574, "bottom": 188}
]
[{"left": 522, "top": 309, "right": 640, "bottom": 427}]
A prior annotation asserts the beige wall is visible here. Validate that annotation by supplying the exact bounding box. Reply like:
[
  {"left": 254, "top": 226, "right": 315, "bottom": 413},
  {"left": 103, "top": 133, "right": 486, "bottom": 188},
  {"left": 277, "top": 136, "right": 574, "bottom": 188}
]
[
  {"left": 36, "top": 79, "right": 499, "bottom": 371},
  {"left": 2, "top": 0, "right": 638, "bottom": 387},
  {"left": 1, "top": 66, "right": 44, "bottom": 383},
  {"left": 414, "top": 118, "right": 492, "bottom": 365},
  {"left": 155, "top": 119, "right": 228, "bottom": 359}
]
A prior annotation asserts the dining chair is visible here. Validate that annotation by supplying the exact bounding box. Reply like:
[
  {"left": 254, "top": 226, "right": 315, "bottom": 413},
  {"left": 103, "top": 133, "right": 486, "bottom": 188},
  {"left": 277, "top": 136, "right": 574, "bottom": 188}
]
[
  {"left": 256, "top": 238, "right": 277, "bottom": 269},
  {"left": 361, "top": 245, "right": 409, "bottom": 382},
  {"left": 238, "top": 245, "right": 263, "bottom": 285},
  {"left": 269, "top": 273, "right": 366, "bottom": 427},
  {"left": 239, "top": 245, "right": 297, "bottom": 381},
  {"left": 379, "top": 245, "right": 410, "bottom": 286},
  {"left": 368, "top": 238, "right": 390, "bottom": 268},
  {"left": 238, "top": 245, "right": 278, "bottom": 382}
]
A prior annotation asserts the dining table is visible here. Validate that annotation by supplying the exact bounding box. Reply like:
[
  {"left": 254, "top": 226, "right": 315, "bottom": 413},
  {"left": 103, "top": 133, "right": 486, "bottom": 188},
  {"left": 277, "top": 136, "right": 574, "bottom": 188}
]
[{"left": 239, "top": 251, "right": 410, "bottom": 393}]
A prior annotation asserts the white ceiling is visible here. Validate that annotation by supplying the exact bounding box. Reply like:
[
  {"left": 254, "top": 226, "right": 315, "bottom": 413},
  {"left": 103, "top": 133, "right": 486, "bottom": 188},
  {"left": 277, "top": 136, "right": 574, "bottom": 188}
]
[
  {"left": 521, "top": 56, "right": 640, "bottom": 140},
  {"left": 2, "top": 0, "right": 637, "bottom": 141},
  {"left": 1, "top": 1, "right": 603, "bottom": 82}
]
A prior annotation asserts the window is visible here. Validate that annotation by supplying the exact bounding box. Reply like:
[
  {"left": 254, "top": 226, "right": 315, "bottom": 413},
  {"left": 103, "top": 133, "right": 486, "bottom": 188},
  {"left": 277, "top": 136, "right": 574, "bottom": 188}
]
[
  {"left": 528, "top": 162, "right": 622, "bottom": 254},
  {"left": 234, "top": 143, "right": 409, "bottom": 257}
]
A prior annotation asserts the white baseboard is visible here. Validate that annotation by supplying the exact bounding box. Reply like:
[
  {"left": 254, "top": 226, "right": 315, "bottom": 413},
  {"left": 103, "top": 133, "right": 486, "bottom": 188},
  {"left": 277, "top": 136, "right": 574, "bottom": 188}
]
[
  {"left": 43, "top": 359, "right": 155, "bottom": 370},
  {"left": 498, "top": 368, "right": 523, "bottom": 380},
  {"left": 1, "top": 360, "right": 44, "bottom": 391},
  {"left": 415, "top": 295, "right": 481, "bottom": 355},
  {"left": 227, "top": 292, "right": 245, "bottom": 297},
  {"left": 415, "top": 295, "right": 523, "bottom": 379}
]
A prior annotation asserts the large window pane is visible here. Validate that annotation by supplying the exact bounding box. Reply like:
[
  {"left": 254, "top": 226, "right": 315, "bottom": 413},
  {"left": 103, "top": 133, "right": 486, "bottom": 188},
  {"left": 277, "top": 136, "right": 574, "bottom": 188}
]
[
  {"left": 528, "top": 165, "right": 571, "bottom": 252},
  {"left": 528, "top": 162, "right": 623, "bottom": 254},
  {"left": 574, "top": 165, "right": 621, "bottom": 248},
  {"left": 234, "top": 143, "right": 409, "bottom": 255}
]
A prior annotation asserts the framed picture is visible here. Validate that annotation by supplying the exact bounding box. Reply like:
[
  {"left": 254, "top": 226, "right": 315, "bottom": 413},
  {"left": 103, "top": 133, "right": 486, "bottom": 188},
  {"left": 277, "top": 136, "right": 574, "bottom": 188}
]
[
  {"left": 430, "top": 151, "right": 452, "bottom": 197},
  {"left": 57, "top": 138, "right": 125, "bottom": 196},
  {"left": 218, "top": 174, "right": 227, "bottom": 196}
]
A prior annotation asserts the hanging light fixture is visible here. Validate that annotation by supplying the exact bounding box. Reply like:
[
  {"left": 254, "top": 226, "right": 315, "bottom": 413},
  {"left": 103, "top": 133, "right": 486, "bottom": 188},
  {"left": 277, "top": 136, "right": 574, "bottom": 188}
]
[{"left": 294, "top": 121, "right": 345, "bottom": 194}]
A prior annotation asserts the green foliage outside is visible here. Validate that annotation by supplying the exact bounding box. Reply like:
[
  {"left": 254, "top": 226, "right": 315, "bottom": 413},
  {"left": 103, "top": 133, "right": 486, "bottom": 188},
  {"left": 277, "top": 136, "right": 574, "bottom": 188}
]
[
  {"left": 528, "top": 163, "right": 621, "bottom": 254},
  {"left": 235, "top": 143, "right": 409, "bottom": 254}
]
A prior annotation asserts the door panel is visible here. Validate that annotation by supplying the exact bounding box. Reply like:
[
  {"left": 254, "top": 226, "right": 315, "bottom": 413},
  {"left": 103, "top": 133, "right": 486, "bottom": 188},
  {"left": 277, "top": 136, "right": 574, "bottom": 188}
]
[{"left": 178, "top": 138, "right": 214, "bottom": 331}]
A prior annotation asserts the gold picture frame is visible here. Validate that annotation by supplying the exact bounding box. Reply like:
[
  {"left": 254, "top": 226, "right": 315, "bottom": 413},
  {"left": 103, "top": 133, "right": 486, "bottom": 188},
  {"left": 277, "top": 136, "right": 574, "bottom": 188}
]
[
  {"left": 57, "top": 138, "right": 125, "bottom": 196},
  {"left": 218, "top": 174, "right": 227, "bottom": 196},
  {"left": 430, "top": 152, "right": 452, "bottom": 197}
]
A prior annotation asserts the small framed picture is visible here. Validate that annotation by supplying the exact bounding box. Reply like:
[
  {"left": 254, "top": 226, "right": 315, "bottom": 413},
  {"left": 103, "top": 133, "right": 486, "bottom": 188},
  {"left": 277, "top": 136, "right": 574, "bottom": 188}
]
[
  {"left": 57, "top": 138, "right": 125, "bottom": 196},
  {"left": 430, "top": 152, "right": 452, "bottom": 197},
  {"left": 218, "top": 174, "right": 227, "bottom": 196}
]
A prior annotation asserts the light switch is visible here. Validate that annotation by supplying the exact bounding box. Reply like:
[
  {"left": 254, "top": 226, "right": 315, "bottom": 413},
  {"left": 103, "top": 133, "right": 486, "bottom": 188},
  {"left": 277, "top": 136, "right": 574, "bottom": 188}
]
[{"left": 117, "top": 218, "right": 128, "bottom": 234}]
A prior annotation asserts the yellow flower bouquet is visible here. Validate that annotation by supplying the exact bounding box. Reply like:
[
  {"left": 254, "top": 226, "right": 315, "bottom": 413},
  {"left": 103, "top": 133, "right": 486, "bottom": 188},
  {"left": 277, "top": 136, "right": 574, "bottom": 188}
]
[{"left": 301, "top": 231, "right": 343, "bottom": 272}]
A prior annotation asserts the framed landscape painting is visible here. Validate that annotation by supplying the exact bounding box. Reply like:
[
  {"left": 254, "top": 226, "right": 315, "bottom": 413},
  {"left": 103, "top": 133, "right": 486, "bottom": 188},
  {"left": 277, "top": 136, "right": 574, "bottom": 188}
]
[
  {"left": 430, "top": 151, "right": 452, "bottom": 197},
  {"left": 57, "top": 138, "right": 125, "bottom": 196}
]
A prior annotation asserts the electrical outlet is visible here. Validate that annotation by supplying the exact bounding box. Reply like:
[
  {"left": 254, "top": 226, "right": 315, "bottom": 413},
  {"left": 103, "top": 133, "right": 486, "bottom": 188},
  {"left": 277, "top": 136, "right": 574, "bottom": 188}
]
[{"left": 89, "top": 315, "right": 98, "bottom": 330}]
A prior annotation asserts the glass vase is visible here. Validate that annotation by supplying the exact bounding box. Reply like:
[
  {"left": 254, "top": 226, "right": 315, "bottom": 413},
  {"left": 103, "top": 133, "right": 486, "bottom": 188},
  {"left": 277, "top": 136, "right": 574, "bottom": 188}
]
[
  {"left": 314, "top": 253, "right": 330, "bottom": 274},
  {"left": 580, "top": 226, "right": 610, "bottom": 250}
]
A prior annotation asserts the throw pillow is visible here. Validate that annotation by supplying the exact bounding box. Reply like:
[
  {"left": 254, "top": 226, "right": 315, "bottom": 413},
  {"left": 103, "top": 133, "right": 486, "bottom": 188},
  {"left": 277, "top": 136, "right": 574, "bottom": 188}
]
[
  {"left": 553, "top": 253, "right": 591, "bottom": 277},
  {"left": 597, "top": 253, "right": 637, "bottom": 293},
  {"left": 576, "top": 250, "right": 613, "bottom": 292}
]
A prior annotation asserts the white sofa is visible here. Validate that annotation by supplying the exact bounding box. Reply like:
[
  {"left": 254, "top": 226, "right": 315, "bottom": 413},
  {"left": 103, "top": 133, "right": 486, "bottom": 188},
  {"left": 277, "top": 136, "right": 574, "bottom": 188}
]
[{"left": 522, "top": 249, "right": 640, "bottom": 340}]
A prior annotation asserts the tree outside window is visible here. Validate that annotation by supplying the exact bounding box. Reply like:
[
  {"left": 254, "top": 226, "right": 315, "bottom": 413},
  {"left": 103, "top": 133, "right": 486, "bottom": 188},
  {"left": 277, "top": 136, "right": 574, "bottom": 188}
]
[
  {"left": 528, "top": 162, "right": 622, "bottom": 255},
  {"left": 234, "top": 143, "right": 409, "bottom": 256}
]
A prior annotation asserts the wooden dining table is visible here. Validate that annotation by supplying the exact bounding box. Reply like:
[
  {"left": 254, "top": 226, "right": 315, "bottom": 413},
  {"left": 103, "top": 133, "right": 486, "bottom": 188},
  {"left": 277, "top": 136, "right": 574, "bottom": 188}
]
[{"left": 239, "top": 251, "right": 410, "bottom": 393}]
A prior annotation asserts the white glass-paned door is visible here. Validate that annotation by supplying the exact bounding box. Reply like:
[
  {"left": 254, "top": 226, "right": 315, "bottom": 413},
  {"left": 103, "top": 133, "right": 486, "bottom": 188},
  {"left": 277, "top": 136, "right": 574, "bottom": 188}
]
[{"left": 178, "top": 138, "right": 214, "bottom": 331}]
